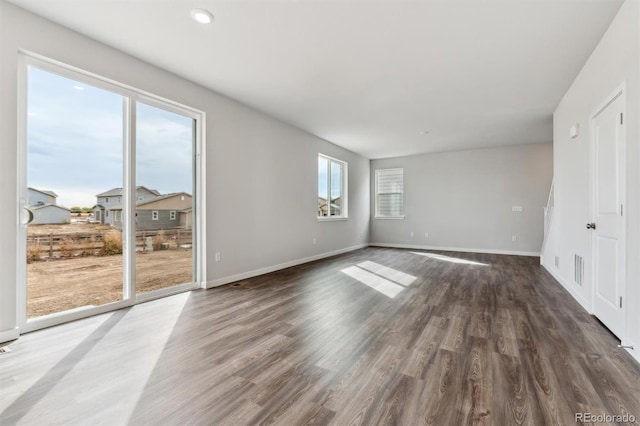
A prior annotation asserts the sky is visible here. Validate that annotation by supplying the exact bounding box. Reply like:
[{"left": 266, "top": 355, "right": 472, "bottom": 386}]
[
  {"left": 318, "top": 156, "right": 342, "bottom": 200},
  {"left": 27, "top": 66, "right": 193, "bottom": 208}
]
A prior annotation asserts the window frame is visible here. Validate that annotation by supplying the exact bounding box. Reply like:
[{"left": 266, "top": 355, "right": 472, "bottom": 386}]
[
  {"left": 375, "top": 168, "right": 405, "bottom": 219},
  {"left": 170, "top": 211, "right": 176, "bottom": 220},
  {"left": 317, "top": 153, "right": 348, "bottom": 221},
  {"left": 152, "top": 210, "right": 159, "bottom": 221}
]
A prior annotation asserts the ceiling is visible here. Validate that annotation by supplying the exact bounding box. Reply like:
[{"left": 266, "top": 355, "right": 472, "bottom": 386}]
[{"left": 9, "top": 0, "right": 623, "bottom": 159}]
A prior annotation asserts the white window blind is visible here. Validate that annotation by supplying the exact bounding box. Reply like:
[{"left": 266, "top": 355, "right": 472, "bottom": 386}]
[{"left": 376, "top": 168, "right": 404, "bottom": 218}]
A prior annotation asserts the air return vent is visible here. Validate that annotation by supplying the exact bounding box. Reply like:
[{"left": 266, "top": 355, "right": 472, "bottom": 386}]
[{"left": 574, "top": 254, "right": 584, "bottom": 286}]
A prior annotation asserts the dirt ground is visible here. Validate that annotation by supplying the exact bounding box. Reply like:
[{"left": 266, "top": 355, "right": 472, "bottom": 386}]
[
  {"left": 28, "top": 222, "right": 111, "bottom": 236},
  {"left": 28, "top": 249, "right": 193, "bottom": 318}
]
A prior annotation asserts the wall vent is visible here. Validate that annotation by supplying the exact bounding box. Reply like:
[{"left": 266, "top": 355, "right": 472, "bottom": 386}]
[
  {"left": 555, "top": 256, "right": 560, "bottom": 268},
  {"left": 574, "top": 254, "right": 584, "bottom": 286}
]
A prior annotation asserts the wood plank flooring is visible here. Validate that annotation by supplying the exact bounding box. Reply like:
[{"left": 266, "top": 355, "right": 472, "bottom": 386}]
[{"left": 1, "top": 247, "right": 639, "bottom": 425}]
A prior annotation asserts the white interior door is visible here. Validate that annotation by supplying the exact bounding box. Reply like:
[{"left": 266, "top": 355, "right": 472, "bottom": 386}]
[{"left": 590, "top": 90, "right": 625, "bottom": 339}]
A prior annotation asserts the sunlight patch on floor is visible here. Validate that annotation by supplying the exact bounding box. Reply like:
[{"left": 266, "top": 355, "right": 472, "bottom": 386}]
[
  {"left": 411, "top": 251, "right": 489, "bottom": 266},
  {"left": 357, "top": 260, "right": 417, "bottom": 286},
  {"left": 342, "top": 261, "right": 417, "bottom": 298},
  {"left": 15, "top": 292, "right": 191, "bottom": 425},
  {"left": 0, "top": 315, "right": 111, "bottom": 413}
]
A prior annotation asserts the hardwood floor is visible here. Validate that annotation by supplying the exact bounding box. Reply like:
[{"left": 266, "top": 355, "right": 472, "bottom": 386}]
[{"left": 1, "top": 247, "right": 639, "bottom": 425}]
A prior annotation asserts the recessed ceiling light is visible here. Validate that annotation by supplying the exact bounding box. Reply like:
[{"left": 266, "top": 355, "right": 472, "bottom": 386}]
[{"left": 191, "top": 9, "right": 214, "bottom": 24}]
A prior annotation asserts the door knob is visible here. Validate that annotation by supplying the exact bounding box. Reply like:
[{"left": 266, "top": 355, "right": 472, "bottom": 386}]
[
  {"left": 22, "top": 207, "right": 34, "bottom": 225},
  {"left": 586, "top": 223, "right": 596, "bottom": 230}
]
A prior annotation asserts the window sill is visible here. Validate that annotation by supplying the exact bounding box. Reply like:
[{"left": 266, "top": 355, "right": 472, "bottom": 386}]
[
  {"left": 317, "top": 217, "right": 349, "bottom": 222},
  {"left": 374, "top": 216, "right": 405, "bottom": 220}
]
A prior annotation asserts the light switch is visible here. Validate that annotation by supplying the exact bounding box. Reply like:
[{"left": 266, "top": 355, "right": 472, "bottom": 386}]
[{"left": 512, "top": 206, "right": 523, "bottom": 212}]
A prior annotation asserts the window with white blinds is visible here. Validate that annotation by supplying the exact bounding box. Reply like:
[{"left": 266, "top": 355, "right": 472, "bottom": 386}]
[{"left": 375, "top": 168, "right": 404, "bottom": 218}]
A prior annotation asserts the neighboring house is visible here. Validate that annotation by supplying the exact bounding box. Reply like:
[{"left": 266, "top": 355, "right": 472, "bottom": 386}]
[
  {"left": 114, "top": 192, "right": 192, "bottom": 230},
  {"left": 27, "top": 187, "right": 70, "bottom": 224},
  {"left": 92, "top": 186, "right": 160, "bottom": 225},
  {"left": 137, "top": 192, "right": 191, "bottom": 230},
  {"left": 317, "top": 196, "right": 341, "bottom": 217},
  {"left": 95, "top": 187, "right": 192, "bottom": 230},
  {"left": 30, "top": 204, "right": 71, "bottom": 225},
  {"left": 318, "top": 197, "right": 326, "bottom": 217},
  {"left": 28, "top": 187, "right": 57, "bottom": 206},
  {"left": 179, "top": 207, "right": 192, "bottom": 229}
]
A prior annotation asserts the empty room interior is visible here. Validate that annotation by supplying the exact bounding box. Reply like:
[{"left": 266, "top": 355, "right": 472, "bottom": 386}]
[{"left": 1, "top": 0, "right": 640, "bottom": 425}]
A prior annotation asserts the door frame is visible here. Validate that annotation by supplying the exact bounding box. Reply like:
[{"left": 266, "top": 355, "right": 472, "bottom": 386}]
[
  {"left": 588, "top": 82, "right": 626, "bottom": 339},
  {"left": 16, "top": 51, "right": 207, "bottom": 333}
]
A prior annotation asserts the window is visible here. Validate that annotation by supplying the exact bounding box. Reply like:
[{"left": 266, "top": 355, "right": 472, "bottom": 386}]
[
  {"left": 152, "top": 210, "right": 159, "bottom": 220},
  {"left": 105, "top": 197, "right": 109, "bottom": 203},
  {"left": 318, "top": 154, "right": 347, "bottom": 218},
  {"left": 106, "top": 210, "right": 109, "bottom": 218},
  {"left": 375, "top": 168, "right": 404, "bottom": 218},
  {"left": 170, "top": 211, "right": 176, "bottom": 220}
]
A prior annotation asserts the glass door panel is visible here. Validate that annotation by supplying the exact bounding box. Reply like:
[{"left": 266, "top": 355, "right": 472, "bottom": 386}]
[
  {"left": 135, "top": 102, "right": 195, "bottom": 294},
  {"left": 26, "top": 66, "right": 125, "bottom": 318}
]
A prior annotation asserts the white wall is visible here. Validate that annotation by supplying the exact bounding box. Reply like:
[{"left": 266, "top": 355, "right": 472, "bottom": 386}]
[
  {"left": 542, "top": 0, "right": 640, "bottom": 363},
  {"left": 370, "top": 143, "right": 553, "bottom": 255},
  {"left": 0, "top": 1, "right": 369, "bottom": 341}
]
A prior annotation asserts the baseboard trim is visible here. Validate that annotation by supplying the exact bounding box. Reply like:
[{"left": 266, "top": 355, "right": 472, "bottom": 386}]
[
  {"left": 541, "top": 261, "right": 591, "bottom": 313},
  {"left": 206, "top": 243, "right": 368, "bottom": 288},
  {"left": 368, "top": 242, "right": 540, "bottom": 257},
  {"left": 0, "top": 327, "right": 19, "bottom": 344},
  {"left": 622, "top": 340, "right": 640, "bottom": 364}
]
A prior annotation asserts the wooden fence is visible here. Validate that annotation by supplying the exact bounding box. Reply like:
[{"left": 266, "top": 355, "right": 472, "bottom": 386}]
[{"left": 27, "top": 228, "right": 192, "bottom": 261}]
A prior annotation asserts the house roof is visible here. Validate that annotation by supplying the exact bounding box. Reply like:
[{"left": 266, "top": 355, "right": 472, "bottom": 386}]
[
  {"left": 106, "top": 192, "right": 192, "bottom": 211},
  {"left": 30, "top": 203, "right": 70, "bottom": 212},
  {"left": 28, "top": 187, "right": 58, "bottom": 198},
  {"left": 136, "top": 192, "right": 192, "bottom": 207},
  {"left": 96, "top": 186, "right": 160, "bottom": 197}
]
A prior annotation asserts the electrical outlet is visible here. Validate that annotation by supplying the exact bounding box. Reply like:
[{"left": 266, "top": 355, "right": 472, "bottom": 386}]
[
  {"left": 511, "top": 235, "right": 517, "bottom": 242},
  {"left": 215, "top": 252, "right": 221, "bottom": 262},
  {"left": 410, "top": 231, "right": 414, "bottom": 237},
  {"left": 312, "top": 238, "right": 316, "bottom": 245},
  {"left": 424, "top": 232, "right": 429, "bottom": 238}
]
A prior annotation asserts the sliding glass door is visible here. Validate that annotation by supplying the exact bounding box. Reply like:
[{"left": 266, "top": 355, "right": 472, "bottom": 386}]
[
  {"left": 24, "top": 66, "right": 125, "bottom": 319},
  {"left": 19, "top": 54, "right": 203, "bottom": 331},
  {"left": 135, "top": 102, "right": 195, "bottom": 295}
]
